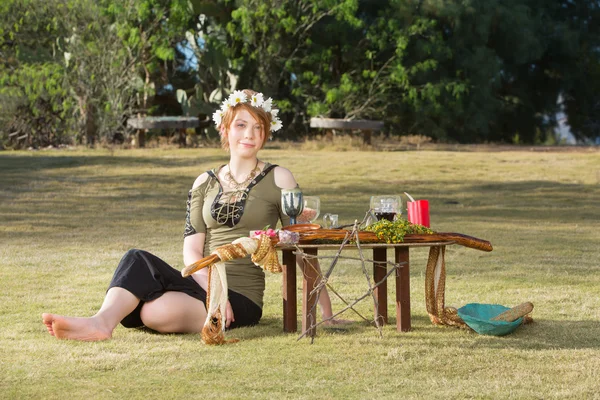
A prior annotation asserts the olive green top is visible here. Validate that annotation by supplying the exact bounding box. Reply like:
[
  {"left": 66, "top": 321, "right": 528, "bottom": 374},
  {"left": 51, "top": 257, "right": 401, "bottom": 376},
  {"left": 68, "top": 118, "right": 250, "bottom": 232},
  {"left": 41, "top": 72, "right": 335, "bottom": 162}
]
[{"left": 187, "top": 163, "right": 290, "bottom": 308}]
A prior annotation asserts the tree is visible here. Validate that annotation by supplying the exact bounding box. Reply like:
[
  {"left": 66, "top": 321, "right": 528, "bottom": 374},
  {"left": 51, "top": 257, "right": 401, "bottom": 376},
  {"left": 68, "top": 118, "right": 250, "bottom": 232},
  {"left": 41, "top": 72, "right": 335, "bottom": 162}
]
[
  {"left": 367, "top": 0, "right": 600, "bottom": 143},
  {"left": 558, "top": 0, "right": 600, "bottom": 142},
  {"left": 0, "top": 0, "right": 76, "bottom": 148},
  {"left": 59, "top": 0, "right": 144, "bottom": 145},
  {"left": 1, "top": 0, "right": 198, "bottom": 148},
  {"left": 81, "top": 0, "right": 196, "bottom": 146},
  {"left": 207, "top": 0, "right": 362, "bottom": 138},
  {"left": 2, "top": 0, "right": 599, "bottom": 147}
]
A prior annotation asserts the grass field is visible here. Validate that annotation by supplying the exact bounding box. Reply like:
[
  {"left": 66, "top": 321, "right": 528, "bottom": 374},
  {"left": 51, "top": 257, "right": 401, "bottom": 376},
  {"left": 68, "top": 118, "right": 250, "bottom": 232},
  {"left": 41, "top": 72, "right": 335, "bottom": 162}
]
[{"left": 1, "top": 147, "right": 599, "bottom": 399}]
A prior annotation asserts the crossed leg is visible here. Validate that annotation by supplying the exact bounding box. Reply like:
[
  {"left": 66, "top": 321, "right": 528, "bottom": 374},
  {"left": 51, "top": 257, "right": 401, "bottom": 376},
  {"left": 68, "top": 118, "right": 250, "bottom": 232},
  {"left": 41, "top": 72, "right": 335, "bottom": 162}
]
[{"left": 42, "top": 287, "right": 138, "bottom": 341}]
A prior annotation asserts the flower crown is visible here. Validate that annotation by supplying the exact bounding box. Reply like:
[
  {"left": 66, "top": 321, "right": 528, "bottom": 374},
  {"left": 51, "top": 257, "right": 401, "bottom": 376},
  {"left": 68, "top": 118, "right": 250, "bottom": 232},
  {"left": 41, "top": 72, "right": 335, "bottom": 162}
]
[{"left": 212, "top": 90, "right": 282, "bottom": 133}]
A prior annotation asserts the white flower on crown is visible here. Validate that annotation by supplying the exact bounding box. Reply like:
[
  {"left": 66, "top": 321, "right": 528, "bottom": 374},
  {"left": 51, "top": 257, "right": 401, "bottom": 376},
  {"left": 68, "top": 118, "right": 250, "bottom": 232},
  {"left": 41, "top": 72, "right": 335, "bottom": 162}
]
[
  {"left": 220, "top": 102, "right": 231, "bottom": 112},
  {"left": 250, "top": 93, "right": 264, "bottom": 107},
  {"left": 228, "top": 90, "right": 247, "bottom": 106},
  {"left": 262, "top": 97, "right": 273, "bottom": 112},
  {"left": 212, "top": 110, "right": 224, "bottom": 127},
  {"left": 214, "top": 91, "right": 282, "bottom": 133},
  {"left": 270, "top": 117, "right": 283, "bottom": 132}
]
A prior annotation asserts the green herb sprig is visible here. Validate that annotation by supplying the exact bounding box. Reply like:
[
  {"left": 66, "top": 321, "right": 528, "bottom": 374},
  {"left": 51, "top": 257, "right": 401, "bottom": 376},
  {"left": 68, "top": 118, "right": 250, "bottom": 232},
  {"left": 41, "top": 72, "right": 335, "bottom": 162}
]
[{"left": 364, "top": 219, "right": 434, "bottom": 244}]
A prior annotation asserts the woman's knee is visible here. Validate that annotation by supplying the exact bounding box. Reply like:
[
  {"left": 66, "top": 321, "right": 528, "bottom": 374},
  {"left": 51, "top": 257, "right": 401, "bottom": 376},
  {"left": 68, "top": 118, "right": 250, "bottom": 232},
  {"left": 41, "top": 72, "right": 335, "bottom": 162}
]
[
  {"left": 140, "top": 293, "right": 206, "bottom": 333},
  {"left": 139, "top": 299, "right": 170, "bottom": 332},
  {"left": 122, "top": 248, "right": 146, "bottom": 261}
]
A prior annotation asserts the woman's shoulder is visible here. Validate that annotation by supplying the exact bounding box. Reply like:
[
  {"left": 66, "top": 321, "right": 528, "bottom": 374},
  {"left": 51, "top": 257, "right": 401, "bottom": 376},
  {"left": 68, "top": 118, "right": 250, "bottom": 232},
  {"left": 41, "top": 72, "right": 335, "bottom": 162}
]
[
  {"left": 192, "top": 172, "right": 210, "bottom": 190},
  {"left": 271, "top": 165, "right": 297, "bottom": 189},
  {"left": 191, "top": 165, "right": 222, "bottom": 191}
]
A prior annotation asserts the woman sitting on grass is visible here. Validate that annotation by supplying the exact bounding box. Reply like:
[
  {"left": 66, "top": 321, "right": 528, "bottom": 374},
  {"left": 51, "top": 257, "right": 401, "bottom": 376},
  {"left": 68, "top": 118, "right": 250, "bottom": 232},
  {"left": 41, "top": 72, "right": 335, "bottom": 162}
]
[{"left": 42, "top": 89, "right": 346, "bottom": 341}]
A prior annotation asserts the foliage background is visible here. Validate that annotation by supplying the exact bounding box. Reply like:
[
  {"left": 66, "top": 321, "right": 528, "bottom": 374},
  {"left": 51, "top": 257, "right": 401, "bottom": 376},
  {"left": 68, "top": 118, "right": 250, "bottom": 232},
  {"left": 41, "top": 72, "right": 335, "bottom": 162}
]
[{"left": 1, "top": 0, "right": 600, "bottom": 148}]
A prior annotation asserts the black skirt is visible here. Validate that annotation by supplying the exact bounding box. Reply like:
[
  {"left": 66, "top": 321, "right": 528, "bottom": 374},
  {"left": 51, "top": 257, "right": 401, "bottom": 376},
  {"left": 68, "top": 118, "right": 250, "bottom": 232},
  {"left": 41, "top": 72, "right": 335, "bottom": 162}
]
[{"left": 108, "top": 249, "right": 262, "bottom": 329}]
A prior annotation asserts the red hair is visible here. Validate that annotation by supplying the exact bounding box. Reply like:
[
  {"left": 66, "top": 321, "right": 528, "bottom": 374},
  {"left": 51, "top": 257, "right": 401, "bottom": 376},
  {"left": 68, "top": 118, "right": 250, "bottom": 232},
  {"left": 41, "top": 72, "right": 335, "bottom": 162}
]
[{"left": 219, "top": 89, "right": 273, "bottom": 150}]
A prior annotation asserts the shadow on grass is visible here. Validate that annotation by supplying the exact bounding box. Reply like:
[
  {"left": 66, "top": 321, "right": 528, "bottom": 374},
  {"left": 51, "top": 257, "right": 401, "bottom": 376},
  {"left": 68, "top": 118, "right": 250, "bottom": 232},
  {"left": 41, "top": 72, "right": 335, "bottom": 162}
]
[
  {"left": 0, "top": 154, "right": 225, "bottom": 227},
  {"left": 0, "top": 153, "right": 226, "bottom": 202},
  {"left": 123, "top": 314, "right": 600, "bottom": 350},
  {"left": 215, "top": 315, "right": 381, "bottom": 342},
  {"left": 2, "top": 153, "right": 598, "bottom": 227},
  {"left": 130, "top": 316, "right": 292, "bottom": 343},
  {"left": 0, "top": 153, "right": 227, "bottom": 172},
  {"left": 130, "top": 318, "right": 286, "bottom": 342},
  {"left": 485, "top": 319, "right": 600, "bottom": 350},
  {"left": 410, "top": 315, "right": 600, "bottom": 350}
]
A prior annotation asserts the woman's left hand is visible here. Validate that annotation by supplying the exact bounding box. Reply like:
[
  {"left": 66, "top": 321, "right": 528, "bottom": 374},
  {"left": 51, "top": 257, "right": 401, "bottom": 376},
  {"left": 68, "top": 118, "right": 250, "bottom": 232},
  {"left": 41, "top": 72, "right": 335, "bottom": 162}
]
[{"left": 225, "top": 301, "right": 235, "bottom": 328}]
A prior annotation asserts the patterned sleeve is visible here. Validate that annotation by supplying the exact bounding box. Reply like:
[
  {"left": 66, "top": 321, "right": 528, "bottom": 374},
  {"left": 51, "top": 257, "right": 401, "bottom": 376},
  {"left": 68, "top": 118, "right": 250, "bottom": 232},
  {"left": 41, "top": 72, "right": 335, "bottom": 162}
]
[
  {"left": 183, "top": 191, "right": 197, "bottom": 238},
  {"left": 183, "top": 184, "right": 208, "bottom": 238}
]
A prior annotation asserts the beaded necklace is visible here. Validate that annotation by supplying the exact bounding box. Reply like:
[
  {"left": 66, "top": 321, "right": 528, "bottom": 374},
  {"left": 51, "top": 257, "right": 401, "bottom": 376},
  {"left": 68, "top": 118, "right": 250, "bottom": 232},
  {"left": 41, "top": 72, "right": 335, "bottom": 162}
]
[
  {"left": 223, "top": 160, "right": 261, "bottom": 190},
  {"left": 209, "top": 163, "right": 277, "bottom": 228}
]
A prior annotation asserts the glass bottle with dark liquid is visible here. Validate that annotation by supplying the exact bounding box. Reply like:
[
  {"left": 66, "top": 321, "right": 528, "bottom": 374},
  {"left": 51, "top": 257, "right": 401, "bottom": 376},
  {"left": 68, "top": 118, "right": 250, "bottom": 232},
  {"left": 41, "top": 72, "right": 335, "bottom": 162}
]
[
  {"left": 370, "top": 195, "right": 401, "bottom": 223},
  {"left": 375, "top": 211, "right": 396, "bottom": 221}
]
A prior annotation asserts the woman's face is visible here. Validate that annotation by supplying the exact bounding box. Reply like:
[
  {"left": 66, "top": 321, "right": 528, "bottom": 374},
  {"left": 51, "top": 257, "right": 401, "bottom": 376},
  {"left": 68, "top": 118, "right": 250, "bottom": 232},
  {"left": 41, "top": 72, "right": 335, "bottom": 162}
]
[{"left": 225, "top": 108, "right": 265, "bottom": 157}]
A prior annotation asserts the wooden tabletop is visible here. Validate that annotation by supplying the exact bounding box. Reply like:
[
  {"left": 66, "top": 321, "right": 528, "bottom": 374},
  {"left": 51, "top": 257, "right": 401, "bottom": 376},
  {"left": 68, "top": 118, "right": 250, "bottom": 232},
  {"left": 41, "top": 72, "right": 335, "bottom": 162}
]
[{"left": 276, "top": 241, "right": 456, "bottom": 250}]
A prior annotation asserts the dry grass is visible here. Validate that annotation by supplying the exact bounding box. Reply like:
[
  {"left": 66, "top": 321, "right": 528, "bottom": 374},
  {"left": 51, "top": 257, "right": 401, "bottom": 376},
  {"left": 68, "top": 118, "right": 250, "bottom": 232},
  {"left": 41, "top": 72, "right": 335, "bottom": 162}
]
[{"left": 1, "top": 147, "right": 599, "bottom": 399}]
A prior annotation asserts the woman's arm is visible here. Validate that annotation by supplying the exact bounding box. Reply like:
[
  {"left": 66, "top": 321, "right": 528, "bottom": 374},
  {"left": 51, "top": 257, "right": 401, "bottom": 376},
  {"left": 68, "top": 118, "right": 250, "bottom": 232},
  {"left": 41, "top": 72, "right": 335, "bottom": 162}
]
[
  {"left": 277, "top": 165, "right": 348, "bottom": 324},
  {"left": 184, "top": 231, "right": 234, "bottom": 326},
  {"left": 273, "top": 166, "right": 298, "bottom": 190},
  {"left": 273, "top": 166, "right": 298, "bottom": 227},
  {"left": 183, "top": 232, "right": 205, "bottom": 266},
  {"left": 183, "top": 172, "right": 210, "bottom": 290},
  {"left": 183, "top": 233, "right": 208, "bottom": 290}
]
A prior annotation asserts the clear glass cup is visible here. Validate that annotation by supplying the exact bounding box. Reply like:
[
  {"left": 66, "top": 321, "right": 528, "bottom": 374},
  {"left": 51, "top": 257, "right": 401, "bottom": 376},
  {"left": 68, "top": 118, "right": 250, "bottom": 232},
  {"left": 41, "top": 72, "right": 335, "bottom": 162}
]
[
  {"left": 370, "top": 195, "right": 401, "bottom": 221},
  {"left": 298, "top": 196, "right": 320, "bottom": 223},
  {"left": 322, "top": 213, "right": 338, "bottom": 229}
]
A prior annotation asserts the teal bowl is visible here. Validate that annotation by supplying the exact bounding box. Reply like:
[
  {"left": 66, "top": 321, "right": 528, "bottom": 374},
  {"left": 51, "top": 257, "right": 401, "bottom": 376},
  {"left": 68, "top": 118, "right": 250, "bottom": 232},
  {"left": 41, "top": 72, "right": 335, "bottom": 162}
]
[{"left": 457, "top": 303, "right": 524, "bottom": 336}]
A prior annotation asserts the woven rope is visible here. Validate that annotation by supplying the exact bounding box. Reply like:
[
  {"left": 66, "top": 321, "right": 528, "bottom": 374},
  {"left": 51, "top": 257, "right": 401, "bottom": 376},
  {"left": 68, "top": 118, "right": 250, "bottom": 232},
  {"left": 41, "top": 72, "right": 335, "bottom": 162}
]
[
  {"left": 424, "top": 246, "right": 468, "bottom": 328},
  {"left": 200, "top": 234, "right": 281, "bottom": 344},
  {"left": 251, "top": 234, "right": 282, "bottom": 273},
  {"left": 424, "top": 246, "right": 534, "bottom": 328},
  {"left": 201, "top": 262, "right": 238, "bottom": 345},
  {"left": 214, "top": 242, "right": 248, "bottom": 262}
]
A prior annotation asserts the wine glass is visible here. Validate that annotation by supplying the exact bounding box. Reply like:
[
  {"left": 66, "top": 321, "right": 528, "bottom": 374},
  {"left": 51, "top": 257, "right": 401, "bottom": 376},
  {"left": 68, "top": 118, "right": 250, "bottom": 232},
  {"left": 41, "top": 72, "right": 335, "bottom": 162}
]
[
  {"left": 281, "top": 188, "right": 304, "bottom": 225},
  {"left": 298, "top": 196, "right": 320, "bottom": 224},
  {"left": 370, "top": 195, "right": 401, "bottom": 221}
]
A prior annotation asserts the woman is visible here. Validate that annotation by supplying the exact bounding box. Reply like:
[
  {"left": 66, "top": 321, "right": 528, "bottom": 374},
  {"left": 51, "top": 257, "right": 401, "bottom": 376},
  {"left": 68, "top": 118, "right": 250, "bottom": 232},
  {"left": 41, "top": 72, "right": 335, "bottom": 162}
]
[{"left": 42, "top": 89, "right": 343, "bottom": 341}]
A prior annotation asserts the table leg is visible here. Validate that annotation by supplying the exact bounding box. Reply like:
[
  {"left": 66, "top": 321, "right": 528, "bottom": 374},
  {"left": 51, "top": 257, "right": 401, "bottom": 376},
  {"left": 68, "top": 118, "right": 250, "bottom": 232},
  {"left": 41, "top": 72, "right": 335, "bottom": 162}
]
[
  {"left": 395, "top": 247, "right": 411, "bottom": 332},
  {"left": 301, "top": 248, "right": 319, "bottom": 338},
  {"left": 373, "top": 247, "right": 388, "bottom": 325},
  {"left": 282, "top": 249, "right": 297, "bottom": 332}
]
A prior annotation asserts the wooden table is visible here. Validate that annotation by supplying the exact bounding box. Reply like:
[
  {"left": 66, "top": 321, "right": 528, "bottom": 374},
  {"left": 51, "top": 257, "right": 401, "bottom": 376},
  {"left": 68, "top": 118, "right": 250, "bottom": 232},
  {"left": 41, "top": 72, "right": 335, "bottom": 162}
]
[
  {"left": 278, "top": 240, "right": 458, "bottom": 337},
  {"left": 126, "top": 116, "right": 210, "bottom": 147},
  {"left": 309, "top": 118, "right": 384, "bottom": 145}
]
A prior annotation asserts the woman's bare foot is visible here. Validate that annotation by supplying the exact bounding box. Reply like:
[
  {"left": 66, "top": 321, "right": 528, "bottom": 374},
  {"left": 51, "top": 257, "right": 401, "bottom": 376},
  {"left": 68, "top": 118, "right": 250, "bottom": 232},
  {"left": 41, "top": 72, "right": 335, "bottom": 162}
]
[
  {"left": 42, "top": 313, "right": 112, "bottom": 341},
  {"left": 322, "top": 318, "right": 353, "bottom": 326}
]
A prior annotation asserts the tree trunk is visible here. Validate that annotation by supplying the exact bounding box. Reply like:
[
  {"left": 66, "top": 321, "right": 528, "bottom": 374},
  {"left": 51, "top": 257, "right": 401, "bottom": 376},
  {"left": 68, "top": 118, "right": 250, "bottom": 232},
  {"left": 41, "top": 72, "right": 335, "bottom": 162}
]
[
  {"left": 85, "top": 105, "right": 97, "bottom": 147},
  {"left": 77, "top": 95, "right": 96, "bottom": 147}
]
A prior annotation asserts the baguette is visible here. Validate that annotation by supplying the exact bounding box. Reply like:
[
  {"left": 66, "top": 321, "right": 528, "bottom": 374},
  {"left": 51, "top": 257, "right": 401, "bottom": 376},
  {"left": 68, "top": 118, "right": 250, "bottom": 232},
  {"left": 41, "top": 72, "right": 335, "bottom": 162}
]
[{"left": 491, "top": 302, "right": 534, "bottom": 322}]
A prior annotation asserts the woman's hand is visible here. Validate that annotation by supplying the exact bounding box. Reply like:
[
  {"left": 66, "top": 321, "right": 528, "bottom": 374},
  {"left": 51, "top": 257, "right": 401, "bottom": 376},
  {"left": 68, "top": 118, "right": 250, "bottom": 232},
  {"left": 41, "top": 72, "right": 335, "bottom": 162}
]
[{"left": 225, "top": 301, "right": 235, "bottom": 328}]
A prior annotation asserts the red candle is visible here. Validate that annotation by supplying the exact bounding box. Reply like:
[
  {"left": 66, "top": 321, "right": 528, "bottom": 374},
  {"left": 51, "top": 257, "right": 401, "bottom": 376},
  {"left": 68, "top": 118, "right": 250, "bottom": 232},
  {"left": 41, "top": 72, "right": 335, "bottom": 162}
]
[{"left": 407, "top": 200, "right": 430, "bottom": 228}]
